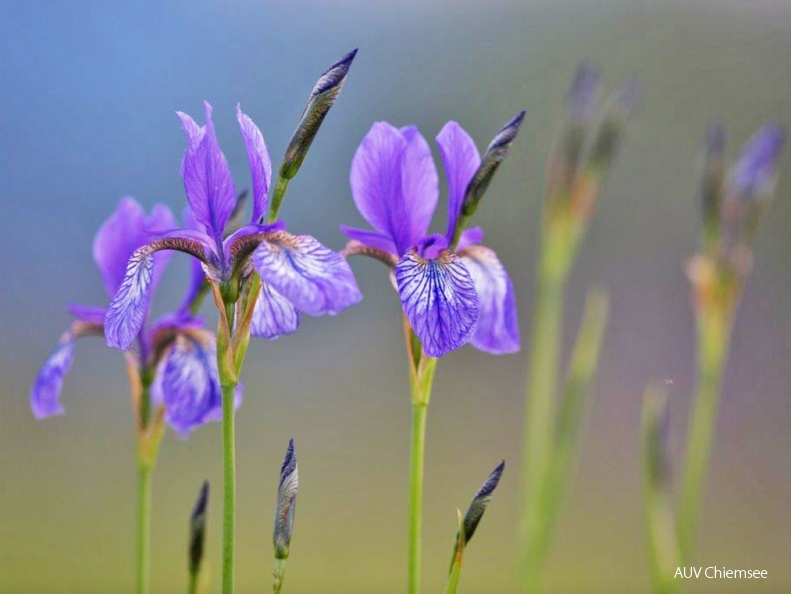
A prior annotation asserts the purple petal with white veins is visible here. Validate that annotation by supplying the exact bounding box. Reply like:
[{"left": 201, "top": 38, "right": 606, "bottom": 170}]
[
  {"left": 179, "top": 102, "right": 237, "bottom": 246},
  {"left": 237, "top": 105, "right": 272, "bottom": 222},
  {"left": 30, "top": 334, "right": 75, "bottom": 419},
  {"left": 457, "top": 226, "right": 484, "bottom": 251},
  {"left": 253, "top": 231, "right": 362, "bottom": 316},
  {"left": 350, "top": 122, "right": 407, "bottom": 247},
  {"left": 251, "top": 283, "right": 301, "bottom": 340},
  {"left": 223, "top": 221, "right": 286, "bottom": 266},
  {"left": 394, "top": 249, "right": 479, "bottom": 358},
  {"left": 339, "top": 225, "right": 398, "bottom": 255},
  {"left": 459, "top": 245, "right": 520, "bottom": 354},
  {"left": 155, "top": 336, "right": 223, "bottom": 438},
  {"left": 398, "top": 125, "right": 439, "bottom": 250},
  {"left": 93, "top": 197, "right": 148, "bottom": 297},
  {"left": 436, "top": 122, "right": 481, "bottom": 242},
  {"left": 105, "top": 249, "right": 155, "bottom": 349}
]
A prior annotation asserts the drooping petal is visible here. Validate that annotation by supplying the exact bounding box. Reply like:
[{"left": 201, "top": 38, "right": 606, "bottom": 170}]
[
  {"left": 398, "top": 125, "right": 439, "bottom": 250},
  {"left": 350, "top": 122, "right": 407, "bottom": 246},
  {"left": 105, "top": 248, "right": 155, "bottom": 350},
  {"left": 92, "top": 197, "right": 148, "bottom": 297},
  {"left": 459, "top": 245, "right": 520, "bottom": 354},
  {"left": 436, "top": 122, "right": 481, "bottom": 242},
  {"left": 67, "top": 304, "right": 107, "bottom": 325},
  {"left": 394, "top": 249, "right": 479, "bottom": 358},
  {"left": 223, "top": 221, "right": 286, "bottom": 267},
  {"left": 236, "top": 105, "right": 272, "bottom": 222},
  {"left": 251, "top": 283, "right": 301, "bottom": 340},
  {"left": 456, "top": 226, "right": 484, "bottom": 251},
  {"left": 30, "top": 334, "right": 75, "bottom": 419},
  {"left": 155, "top": 335, "right": 224, "bottom": 438},
  {"left": 253, "top": 231, "right": 362, "bottom": 316},
  {"left": 339, "top": 225, "right": 398, "bottom": 255},
  {"left": 178, "top": 102, "right": 237, "bottom": 247}
]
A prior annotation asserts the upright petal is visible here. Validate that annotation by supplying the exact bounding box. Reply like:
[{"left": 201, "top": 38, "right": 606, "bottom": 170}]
[
  {"left": 253, "top": 231, "right": 362, "bottom": 316},
  {"left": 93, "top": 197, "right": 148, "bottom": 297},
  {"left": 350, "top": 122, "right": 407, "bottom": 246},
  {"left": 105, "top": 249, "right": 155, "bottom": 349},
  {"left": 339, "top": 225, "right": 398, "bottom": 255},
  {"left": 436, "top": 122, "right": 481, "bottom": 242},
  {"left": 459, "top": 246, "right": 520, "bottom": 354},
  {"left": 251, "top": 283, "right": 301, "bottom": 340},
  {"left": 394, "top": 250, "right": 479, "bottom": 358},
  {"left": 398, "top": 125, "right": 439, "bottom": 250},
  {"left": 30, "top": 334, "right": 74, "bottom": 419},
  {"left": 155, "top": 335, "right": 223, "bottom": 438},
  {"left": 179, "top": 102, "right": 237, "bottom": 246},
  {"left": 237, "top": 105, "right": 272, "bottom": 222}
]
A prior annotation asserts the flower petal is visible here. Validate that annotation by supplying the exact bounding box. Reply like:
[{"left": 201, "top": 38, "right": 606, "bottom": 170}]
[
  {"left": 68, "top": 304, "right": 107, "bottom": 325},
  {"left": 459, "top": 246, "right": 520, "bottom": 354},
  {"left": 178, "top": 102, "right": 237, "bottom": 246},
  {"left": 394, "top": 250, "right": 479, "bottom": 357},
  {"left": 93, "top": 197, "right": 148, "bottom": 297},
  {"left": 105, "top": 248, "right": 155, "bottom": 349},
  {"left": 30, "top": 334, "right": 75, "bottom": 419},
  {"left": 398, "top": 125, "right": 439, "bottom": 249},
  {"left": 236, "top": 105, "right": 272, "bottom": 222},
  {"left": 350, "top": 122, "right": 406, "bottom": 246},
  {"left": 251, "top": 283, "right": 301, "bottom": 340},
  {"left": 436, "top": 122, "right": 481, "bottom": 242},
  {"left": 253, "top": 232, "right": 362, "bottom": 316},
  {"left": 155, "top": 335, "right": 223, "bottom": 438},
  {"left": 339, "top": 225, "right": 398, "bottom": 255},
  {"left": 457, "top": 226, "right": 484, "bottom": 251}
]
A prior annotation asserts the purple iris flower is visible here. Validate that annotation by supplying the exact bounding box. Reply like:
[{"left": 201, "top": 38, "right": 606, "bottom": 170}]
[
  {"left": 342, "top": 119, "right": 522, "bottom": 357},
  {"left": 104, "top": 103, "right": 361, "bottom": 350},
  {"left": 31, "top": 197, "right": 236, "bottom": 437}
]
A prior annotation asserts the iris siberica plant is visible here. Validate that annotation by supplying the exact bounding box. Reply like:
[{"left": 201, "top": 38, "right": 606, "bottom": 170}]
[
  {"left": 30, "top": 197, "right": 233, "bottom": 594},
  {"left": 520, "top": 63, "right": 638, "bottom": 593},
  {"left": 342, "top": 115, "right": 523, "bottom": 593},
  {"left": 102, "top": 50, "right": 360, "bottom": 593},
  {"left": 641, "top": 123, "right": 785, "bottom": 593}
]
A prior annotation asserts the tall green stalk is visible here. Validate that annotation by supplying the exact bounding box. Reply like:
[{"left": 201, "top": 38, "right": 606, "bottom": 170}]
[
  {"left": 136, "top": 462, "right": 153, "bottom": 594},
  {"left": 220, "top": 381, "right": 237, "bottom": 594},
  {"left": 678, "top": 308, "right": 729, "bottom": 561},
  {"left": 405, "top": 322, "right": 437, "bottom": 594}
]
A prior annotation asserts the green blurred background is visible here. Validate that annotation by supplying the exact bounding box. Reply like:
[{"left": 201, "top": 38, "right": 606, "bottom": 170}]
[{"left": 2, "top": 1, "right": 790, "bottom": 592}]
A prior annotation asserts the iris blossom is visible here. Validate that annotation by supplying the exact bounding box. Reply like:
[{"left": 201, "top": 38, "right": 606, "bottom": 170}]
[
  {"left": 342, "top": 116, "right": 524, "bottom": 357},
  {"left": 104, "top": 103, "right": 361, "bottom": 351},
  {"left": 30, "top": 197, "right": 233, "bottom": 437}
]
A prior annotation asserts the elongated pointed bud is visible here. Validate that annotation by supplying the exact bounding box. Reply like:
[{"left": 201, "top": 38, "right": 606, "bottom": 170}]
[
  {"left": 273, "top": 439, "right": 298, "bottom": 560},
  {"left": 188, "top": 481, "right": 209, "bottom": 579},
  {"left": 461, "top": 112, "right": 525, "bottom": 217},
  {"left": 701, "top": 121, "right": 726, "bottom": 255},
  {"left": 567, "top": 61, "right": 601, "bottom": 121},
  {"left": 280, "top": 50, "right": 358, "bottom": 180},
  {"left": 461, "top": 461, "right": 505, "bottom": 543},
  {"left": 727, "top": 122, "right": 785, "bottom": 201},
  {"left": 587, "top": 77, "right": 641, "bottom": 171}
]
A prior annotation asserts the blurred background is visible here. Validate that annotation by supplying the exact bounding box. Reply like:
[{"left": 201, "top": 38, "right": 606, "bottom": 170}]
[{"left": 2, "top": 0, "right": 790, "bottom": 592}]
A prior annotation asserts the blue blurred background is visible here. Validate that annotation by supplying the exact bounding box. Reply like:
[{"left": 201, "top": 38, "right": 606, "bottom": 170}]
[{"left": 2, "top": 1, "right": 790, "bottom": 592}]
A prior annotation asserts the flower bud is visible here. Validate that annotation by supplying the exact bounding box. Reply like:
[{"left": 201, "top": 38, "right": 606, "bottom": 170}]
[
  {"left": 461, "top": 460, "right": 505, "bottom": 544},
  {"left": 461, "top": 112, "right": 525, "bottom": 217},
  {"left": 280, "top": 49, "right": 358, "bottom": 180},
  {"left": 188, "top": 481, "right": 209, "bottom": 578},
  {"left": 727, "top": 122, "right": 785, "bottom": 201},
  {"left": 567, "top": 61, "right": 601, "bottom": 121},
  {"left": 273, "top": 439, "right": 298, "bottom": 560}
]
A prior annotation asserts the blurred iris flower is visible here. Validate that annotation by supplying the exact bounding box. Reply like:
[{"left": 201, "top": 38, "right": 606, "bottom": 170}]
[
  {"left": 104, "top": 102, "right": 361, "bottom": 350},
  {"left": 342, "top": 119, "right": 523, "bottom": 357}
]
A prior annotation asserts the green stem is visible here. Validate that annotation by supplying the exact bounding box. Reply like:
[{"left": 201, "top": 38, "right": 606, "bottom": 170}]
[
  {"left": 408, "top": 401, "right": 429, "bottom": 594},
  {"left": 678, "top": 309, "right": 729, "bottom": 562},
  {"left": 221, "top": 381, "right": 237, "bottom": 594},
  {"left": 267, "top": 176, "right": 291, "bottom": 223},
  {"left": 136, "top": 462, "right": 153, "bottom": 594},
  {"left": 520, "top": 228, "right": 568, "bottom": 593},
  {"left": 187, "top": 571, "right": 199, "bottom": 594},
  {"left": 273, "top": 558, "right": 287, "bottom": 594}
]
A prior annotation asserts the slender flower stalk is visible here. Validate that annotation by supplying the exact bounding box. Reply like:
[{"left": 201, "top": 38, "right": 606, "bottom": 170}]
[
  {"left": 677, "top": 122, "right": 785, "bottom": 562},
  {"left": 342, "top": 114, "right": 524, "bottom": 593},
  {"left": 188, "top": 481, "right": 210, "bottom": 594},
  {"left": 272, "top": 439, "right": 298, "bottom": 594},
  {"left": 103, "top": 51, "right": 360, "bottom": 594},
  {"left": 445, "top": 462, "right": 505, "bottom": 594},
  {"left": 31, "top": 199, "right": 233, "bottom": 594},
  {"left": 520, "top": 63, "right": 638, "bottom": 592}
]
